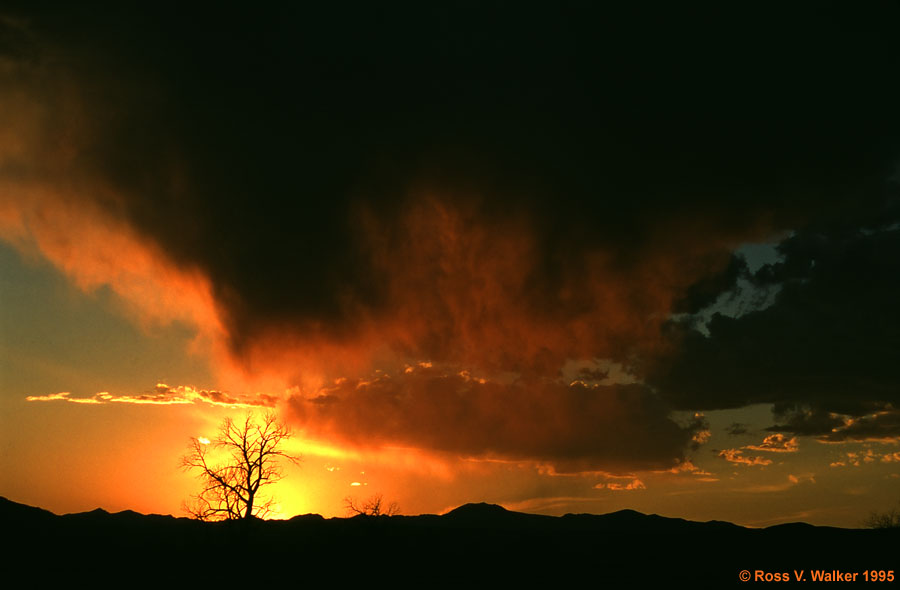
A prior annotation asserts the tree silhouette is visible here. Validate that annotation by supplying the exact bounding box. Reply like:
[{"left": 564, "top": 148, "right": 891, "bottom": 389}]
[
  {"left": 181, "top": 411, "right": 300, "bottom": 521},
  {"left": 344, "top": 493, "right": 400, "bottom": 517},
  {"left": 864, "top": 502, "right": 900, "bottom": 529}
]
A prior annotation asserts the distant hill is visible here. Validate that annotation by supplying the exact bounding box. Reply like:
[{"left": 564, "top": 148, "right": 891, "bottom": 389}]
[{"left": 2, "top": 497, "right": 895, "bottom": 585}]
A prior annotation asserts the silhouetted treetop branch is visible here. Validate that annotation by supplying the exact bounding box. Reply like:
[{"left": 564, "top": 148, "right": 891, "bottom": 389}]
[{"left": 344, "top": 493, "right": 400, "bottom": 517}]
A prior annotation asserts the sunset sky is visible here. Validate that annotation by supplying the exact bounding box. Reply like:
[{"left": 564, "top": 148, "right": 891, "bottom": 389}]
[{"left": 2, "top": 4, "right": 899, "bottom": 527}]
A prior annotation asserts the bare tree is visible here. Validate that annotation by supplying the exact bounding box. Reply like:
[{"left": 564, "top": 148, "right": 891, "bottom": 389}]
[
  {"left": 864, "top": 505, "right": 900, "bottom": 529},
  {"left": 181, "top": 411, "right": 300, "bottom": 521},
  {"left": 344, "top": 493, "right": 400, "bottom": 517}
]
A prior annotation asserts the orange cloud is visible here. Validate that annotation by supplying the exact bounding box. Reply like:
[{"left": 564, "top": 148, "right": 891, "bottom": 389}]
[
  {"left": 692, "top": 429, "right": 712, "bottom": 445},
  {"left": 0, "top": 47, "right": 234, "bottom": 386},
  {"left": 834, "top": 449, "right": 900, "bottom": 466},
  {"left": 25, "top": 392, "right": 102, "bottom": 405},
  {"left": 656, "top": 459, "right": 713, "bottom": 477},
  {"left": 716, "top": 434, "right": 796, "bottom": 467},
  {"left": 845, "top": 450, "right": 877, "bottom": 466},
  {"left": 26, "top": 383, "right": 274, "bottom": 408},
  {"left": 787, "top": 473, "right": 815, "bottom": 485},
  {"left": 745, "top": 434, "right": 799, "bottom": 453},
  {"left": 595, "top": 478, "right": 646, "bottom": 491},
  {"left": 717, "top": 449, "right": 772, "bottom": 466},
  {"left": 0, "top": 185, "right": 229, "bottom": 363}
]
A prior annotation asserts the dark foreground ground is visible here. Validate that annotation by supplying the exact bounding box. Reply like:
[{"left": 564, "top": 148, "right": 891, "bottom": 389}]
[{"left": 2, "top": 497, "right": 896, "bottom": 586}]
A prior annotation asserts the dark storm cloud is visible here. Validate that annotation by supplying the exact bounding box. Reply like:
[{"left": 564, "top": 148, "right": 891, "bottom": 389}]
[
  {"left": 289, "top": 364, "right": 702, "bottom": 472},
  {"left": 6, "top": 3, "right": 899, "bottom": 359},
  {"left": 4, "top": 4, "right": 900, "bottom": 466},
  {"left": 671, "top": 254, "right": 749, "bottom": 315},
  {"left": 765, "top": 405, "right": 848, "bottom": 437},
  {"left": 650, "top": 223, "right": 900, "bottom": 435},
  {"left": 815, "top": 410, "right": 900, "bottom": 444}
]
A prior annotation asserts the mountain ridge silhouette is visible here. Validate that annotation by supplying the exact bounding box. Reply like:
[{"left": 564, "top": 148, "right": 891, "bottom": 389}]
[
  {"left": 2, "top": 496, "right": 895, "bottom": 585},
  {"left": 0, "top": 496, "right": 856, "bottom": 531}
]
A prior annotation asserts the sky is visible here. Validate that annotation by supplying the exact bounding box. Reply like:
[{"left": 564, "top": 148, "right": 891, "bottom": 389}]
[{"left": 1, "top": 4, "right": 899, "bottom": 527}]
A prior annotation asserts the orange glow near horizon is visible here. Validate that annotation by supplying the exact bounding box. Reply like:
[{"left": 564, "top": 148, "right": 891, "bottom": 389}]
[{"left": 5, "top": 377, "right": 900, "bottom": 526}]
